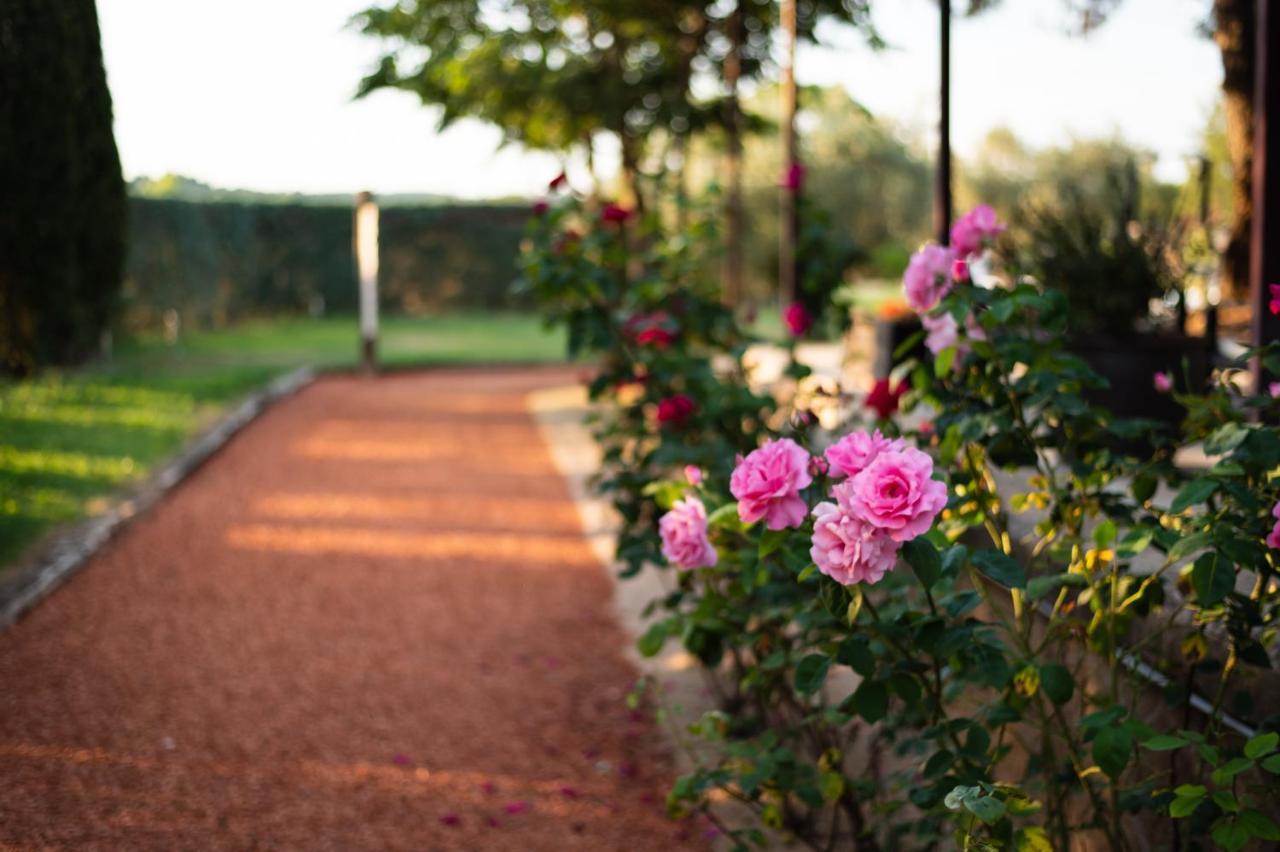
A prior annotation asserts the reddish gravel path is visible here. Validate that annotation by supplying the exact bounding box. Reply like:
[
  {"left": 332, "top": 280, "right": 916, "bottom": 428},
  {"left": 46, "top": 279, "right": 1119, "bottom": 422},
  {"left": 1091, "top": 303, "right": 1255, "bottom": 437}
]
[{"left": 0, "top": 368, "right": 702, "bottom": 851}]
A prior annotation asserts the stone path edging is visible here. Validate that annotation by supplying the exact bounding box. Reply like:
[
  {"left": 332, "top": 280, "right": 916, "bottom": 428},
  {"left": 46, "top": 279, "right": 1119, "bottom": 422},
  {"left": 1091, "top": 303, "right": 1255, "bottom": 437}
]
[{"left": 0, "top": 366, "right": 315, "bottom": 631}]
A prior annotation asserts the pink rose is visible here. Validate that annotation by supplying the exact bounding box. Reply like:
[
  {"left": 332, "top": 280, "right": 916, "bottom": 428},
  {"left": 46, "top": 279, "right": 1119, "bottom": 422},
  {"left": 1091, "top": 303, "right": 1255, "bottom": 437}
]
[
  {"left": 783, "top": 302, "right": 813, "bottom": 337},
  {"left": 810, "top": 487, "right": 901, "bottom": 585},
  {"left": 1153, "top": 371, "right": 1172, "bottom": 393},
  {"left": 922, "top": 312, "right": 959, "bottom": 355},
  {"left": 825, "top": 429, "right": 904, "bottom": 479},
  {"left": 730, "top": 438, "right": 813, "bottom": 530},
  {"left": 657, "top": 394, "right": 696, "bottom": 426},
  {"left": 1268, "top": 382, "right": 1280, "bottom": 399},
  {"left": 1270, "top": 283, "right": 1280, "bottom": 316},
  {"left": 659, "top": 496, "right": 718, "bottom": 570},
  {"left": 903, "top": 244, "right": 956, "bottom": 313},
  {"left": 952, "top": 257, "right": 970, "bottom": 282},
  {"left": 779, "top": 163, "right": 807, "bottom": 191},
  {"left": 847, "top": 446, "right": 947, "bottom": 542},
  {"left": 950, "top": 204, "right": 1006, "bottom": 258},
  {"left": 683, "top": 465, "right": 704, "bottom": 486},
  {"left": 1267, "top": 502, "right": 1280, "bottom": 550}
]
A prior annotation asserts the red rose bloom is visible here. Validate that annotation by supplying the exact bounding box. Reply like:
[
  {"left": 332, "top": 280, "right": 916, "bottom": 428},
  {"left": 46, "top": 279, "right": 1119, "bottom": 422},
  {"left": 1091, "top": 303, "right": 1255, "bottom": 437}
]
[
  {"left": 625, "top": 311, "right": 676, "bottom": 349},
  {"left": 783, "top": 302, "right": 813, "bottom": 337},
  {"left": 549, "top": 171, "right": 568, "bottom": 191},
  {"left": 602, "top": 203, "right": 632, "bottom": 224},
  {"left": 865, "top": 378, "right": 907, "bottom": 420},
  {"left": 657, "top": 394, "right": 696, "bottom": 426},
  {"left": 532, "top": 199, "right": 549, "bottom": 216}
]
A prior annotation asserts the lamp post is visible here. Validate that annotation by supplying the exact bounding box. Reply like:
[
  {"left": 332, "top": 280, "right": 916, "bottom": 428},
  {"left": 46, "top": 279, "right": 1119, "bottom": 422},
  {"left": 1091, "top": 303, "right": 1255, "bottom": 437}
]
[
  {"left": 935, "top": 0, "right": 953, "bottom": 245},
  {"left": 354, "top": 191, "right": 379, "bottom": 374}
]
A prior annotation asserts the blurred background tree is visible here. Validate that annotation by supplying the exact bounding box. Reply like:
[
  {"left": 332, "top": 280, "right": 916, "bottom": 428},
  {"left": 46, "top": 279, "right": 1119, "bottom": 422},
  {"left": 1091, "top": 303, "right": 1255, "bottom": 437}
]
[{"left": 0, "top": 0, "right": 126, "bottom": 375}]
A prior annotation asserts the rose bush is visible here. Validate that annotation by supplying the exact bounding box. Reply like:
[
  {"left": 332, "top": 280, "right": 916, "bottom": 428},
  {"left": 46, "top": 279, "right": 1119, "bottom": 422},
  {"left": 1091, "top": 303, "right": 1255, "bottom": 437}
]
[{"left": 528, "top": 191, "right": 1280, "bottom": 850}]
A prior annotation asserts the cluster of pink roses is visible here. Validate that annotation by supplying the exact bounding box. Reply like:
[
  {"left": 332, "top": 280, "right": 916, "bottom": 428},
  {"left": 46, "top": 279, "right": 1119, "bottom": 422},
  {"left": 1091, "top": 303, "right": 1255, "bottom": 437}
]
[
  {"left": 903, "top": 204, "right": 1005, "bottom": 361},
  {"left": 658, "top": 434, "right": 947, "bottom": 587}
]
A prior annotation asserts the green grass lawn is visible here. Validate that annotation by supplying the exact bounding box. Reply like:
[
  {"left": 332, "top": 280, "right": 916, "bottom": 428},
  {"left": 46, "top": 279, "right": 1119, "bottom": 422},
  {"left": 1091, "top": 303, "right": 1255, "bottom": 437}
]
[{"left": 0, "top": 313, "right": 567, "bottom": 567}]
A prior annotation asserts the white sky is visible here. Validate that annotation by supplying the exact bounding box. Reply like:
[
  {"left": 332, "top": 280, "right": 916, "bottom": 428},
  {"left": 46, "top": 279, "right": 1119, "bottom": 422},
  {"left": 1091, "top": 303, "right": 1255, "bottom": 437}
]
[{"left": 98, "top": 0, "right": 1222, "bottom": 198}]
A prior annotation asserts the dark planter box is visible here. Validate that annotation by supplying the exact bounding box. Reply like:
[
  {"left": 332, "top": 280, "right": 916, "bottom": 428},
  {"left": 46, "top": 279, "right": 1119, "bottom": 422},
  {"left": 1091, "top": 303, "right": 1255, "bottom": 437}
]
[
  {"left": 873, "top": 315, "right": 924, "bottom": 378},
  {"left": 1069, "top": 333, "right": 1212, "bottom": 431}
]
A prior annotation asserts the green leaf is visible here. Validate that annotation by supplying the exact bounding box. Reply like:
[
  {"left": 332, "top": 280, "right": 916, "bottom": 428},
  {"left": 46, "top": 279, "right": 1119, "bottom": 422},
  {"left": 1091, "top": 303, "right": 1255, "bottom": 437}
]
[
  {"left": 1093, "top": 725, "right": 1132, "bottom": 778},
  {"left": 1025, "top": 572, "right": 1088, "bottom": 601},
  {"left": 1142, "top": 734, "right": 1188, "bottom": 752},
  {"left": 1244, "top": 731, "right": 1279, "bottom": 759},
  {"left": 1191, "top": 552, "right": 1234, "bottom": 607},
  {"left": 794, "top": 654, "right": 832, "bottom": 696},
  {"left": 1212, "top": 819, "right": 1251, "bottom": 852},
  {"left": 836, "top": 636, "right": 875, "bottom": 676},
  {"left": 1168, "top": 530, "right": 1211, "bottom": 562},
  {"left": 1239, "top": 809, "right": 1280, "bottom": 841},
  {"left": 1115, "top": 528, "right": 1154, "bottom": 559},
  {"left": 1261, "top": 754, "right": 1280, "bottom": 774},
  {"left": 965, "top": 795, "right": 1007, "bottom": 825},
  {"left": 1016, "top": 827, "right": 1053, "bottom": 852},
  {"left": 934, "top": 345, "right": 956, "bottom": 376},
  {"left": 1169, "top": 794, "right": 1203, "bottom": 818},
  {"left": 1204, "top": 422, "right": 1250, "bottom": 455},
  {"left": 797, "top": 564, "right": 817, "bottom": 582},
  {"left": 1039, "top": 663, "right": 1074, "bottom": 705},
  {"left": 1092, "top": 519, "right": 1117, "bottom": 548},
  {"left": 923, "top": 749, "right": 955, "bottom": 778},
  {"left": 637, "top": 622, "right": 669, "bottom": 657},
  {"left": 1171, "top": 478, "right": 1218, "bottom": 513},
  {"left": 972, "top": 550, "right": 1027, "bottom": 589},
  {"left": 851, "top": 680, "right": 888, "bottom": 723},
  {"left": 759, "top": 529, "right": 787, "bottom": 558},
  {"left": 903, "top": 537, "right": 942, "bottom": 591},
  {"left": 819, "top": 771, "right": 845, "bottom": 803},
  {"left": 1210, "top": 756, "right": 1254, "bottom": 786},
  {"left": 707, "top": 502, "right": 744, "bottom": 531}
]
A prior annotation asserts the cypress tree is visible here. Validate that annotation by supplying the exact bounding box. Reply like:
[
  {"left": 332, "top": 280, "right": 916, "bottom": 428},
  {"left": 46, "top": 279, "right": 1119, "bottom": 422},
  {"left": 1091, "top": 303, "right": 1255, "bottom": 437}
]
[{"left": 0, "top": 0, "right": 126, "bottom": 374}]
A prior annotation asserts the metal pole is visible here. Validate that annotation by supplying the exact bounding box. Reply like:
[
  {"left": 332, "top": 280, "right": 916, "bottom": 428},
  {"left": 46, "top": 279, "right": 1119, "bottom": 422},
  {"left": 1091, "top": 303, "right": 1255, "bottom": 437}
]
[
  {"left": 780, "top": 0, "right": 799, "bottom": 306},
  {"left": 354, "top": 191, "right": 380, "bottom": 374},
  {"left": 934, "top": 0, "right": 953, "bottom": 245},
  {"left": 1251, "top": 0, "right": 1279, "bottom": 388}
]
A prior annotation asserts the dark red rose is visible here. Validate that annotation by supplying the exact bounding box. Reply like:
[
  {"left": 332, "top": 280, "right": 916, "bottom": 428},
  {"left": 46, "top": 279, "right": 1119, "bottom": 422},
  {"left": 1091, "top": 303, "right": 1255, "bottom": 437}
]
[
  {"left": 865, "top": 377, "right": 907, "bottom": 420},
  {"left": 601, "top": 203, "right": 632, "bottom": 224},
  {"left": 549, "top": 171, "right": 568, "bottom": 191},
  {"left": 778, "top": 162, "right": 806, "bottom": 192},
  {"left": 532, "top": 199, "right": 549, "bottom": 216},
  {"left": 657, "top": 394, "right": 696, "bottom": 426}
]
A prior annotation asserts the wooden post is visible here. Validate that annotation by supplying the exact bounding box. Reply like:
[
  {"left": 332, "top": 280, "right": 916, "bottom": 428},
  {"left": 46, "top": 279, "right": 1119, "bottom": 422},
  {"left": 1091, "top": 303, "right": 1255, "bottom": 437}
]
[
  {"left": 1251, "top": 0, "right": 1280, "bottom": 386},
  {"left": 354, "top": 191, "right": 380, "bottom": 374},
  {"left": 779, "top": 0, "right": 799, "bottom": 308},
  {"left": 723, "top": 3, "right": 744, "bottom": 308},
  {"left": 934, "top": 0, "right": 953, "bottom": 245}
]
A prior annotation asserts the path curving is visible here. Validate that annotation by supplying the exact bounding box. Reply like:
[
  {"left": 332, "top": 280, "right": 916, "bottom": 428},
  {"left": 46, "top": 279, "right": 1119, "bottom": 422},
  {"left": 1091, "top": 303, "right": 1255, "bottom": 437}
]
[{"left": 0, "top": 368, "right": 702, "bottom": 851}]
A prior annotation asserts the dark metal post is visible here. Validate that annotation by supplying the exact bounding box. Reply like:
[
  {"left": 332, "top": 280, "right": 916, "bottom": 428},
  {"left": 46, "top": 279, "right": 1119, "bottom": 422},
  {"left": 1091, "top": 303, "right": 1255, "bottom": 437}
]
[
  {"left": 934, "top": 0, "right": 953, "bottom": 245},
  {"left": 1251, "top": 0, "right": 1280, "bottom": 386},
  {"left": 780, "top": 0, "right": 799, "bottom": 306}
]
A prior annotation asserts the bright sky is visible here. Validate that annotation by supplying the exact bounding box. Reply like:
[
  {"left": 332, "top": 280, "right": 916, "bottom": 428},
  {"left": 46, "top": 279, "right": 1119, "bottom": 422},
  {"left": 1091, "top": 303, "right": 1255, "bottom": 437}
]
[{"left": 98, "top": 0, "right": 1222, "bottom": 198}]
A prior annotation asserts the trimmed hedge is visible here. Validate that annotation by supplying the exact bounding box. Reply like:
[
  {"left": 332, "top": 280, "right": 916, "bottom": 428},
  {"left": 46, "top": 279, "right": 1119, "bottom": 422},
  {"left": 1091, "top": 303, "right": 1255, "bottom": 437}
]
[
  {"left": 121, "top": 199, "right": 532, "bottom": 331},
  {"left": 0, "top": 0, "right": 127, "bottom": 374}
]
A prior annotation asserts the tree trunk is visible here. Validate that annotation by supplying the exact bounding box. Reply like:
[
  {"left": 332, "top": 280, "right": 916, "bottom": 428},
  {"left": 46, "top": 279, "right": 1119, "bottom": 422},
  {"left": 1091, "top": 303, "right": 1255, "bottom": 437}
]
[
  {"left": 722, "top": 3, "right": 744, "bottom": 308},
  {"left": 1214, "top": 0, "right": 1256, "bottom": 300}
]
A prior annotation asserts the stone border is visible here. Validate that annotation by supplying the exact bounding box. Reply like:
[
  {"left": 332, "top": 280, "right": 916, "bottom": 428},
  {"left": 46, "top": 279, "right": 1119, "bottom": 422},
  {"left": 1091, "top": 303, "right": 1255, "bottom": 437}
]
[{"left": 0, "top": 366, "right": 316, "bottom": 631}]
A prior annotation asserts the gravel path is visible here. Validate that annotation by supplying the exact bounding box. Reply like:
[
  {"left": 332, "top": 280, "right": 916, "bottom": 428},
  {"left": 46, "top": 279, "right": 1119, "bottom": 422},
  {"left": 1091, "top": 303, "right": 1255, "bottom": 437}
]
[{"left": 0, "top": 368, "right": 703, "bottom": 851}]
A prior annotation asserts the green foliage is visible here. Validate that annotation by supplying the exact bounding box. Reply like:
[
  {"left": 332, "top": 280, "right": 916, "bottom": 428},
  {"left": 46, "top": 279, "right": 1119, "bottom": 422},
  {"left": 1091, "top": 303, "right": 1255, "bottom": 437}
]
[{"left": 0, "top": 0, "right": 127, "bottom": 374}]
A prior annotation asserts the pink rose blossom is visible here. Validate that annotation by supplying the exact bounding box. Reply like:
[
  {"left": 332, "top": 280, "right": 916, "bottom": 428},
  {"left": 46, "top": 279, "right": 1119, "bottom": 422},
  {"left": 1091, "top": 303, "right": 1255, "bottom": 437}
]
[
  {"left": 825, "top": 429, "right": 903, "bottom": 479},
  {"left": 659, "top": 496, "right": 717, "bottom": 570},
  {"left": 779, "top": 163, "right": 807, "bottom": 191},
  {"left": 1268, "top": 502, "right": 1280, "bottom": 550},
  {"left": 1153, "top": 371, "right": 1172, "bottom": 393},
  {"left": 952, "top": 257, "right": 970, "bottom": 282},
  {"left": 1268, "top": 382, "right": 1280, "bottom": 399},
  {"left": 1270, "top": 283, "right": 1280, "bottom": 316},
  {"left": 903, "top": 244, "right": 956, "bottom": 313},
  {"left": 730, "top": 438, "right": 813, "bottom": 530},
  {"left": 683, "top": 465, "right": 703, "bottom": 486},
  {"left": 950, "top": 204, "right": 1006, "bottom": 258},
  {"left": 847, "top": 446, "right": 947, "bottom": 543},
  {"left": 810, "top": 483, "right": 901, "bottom": 585},
  {"left": 922, "top": 312, "right": 959, "bottom": 355}
]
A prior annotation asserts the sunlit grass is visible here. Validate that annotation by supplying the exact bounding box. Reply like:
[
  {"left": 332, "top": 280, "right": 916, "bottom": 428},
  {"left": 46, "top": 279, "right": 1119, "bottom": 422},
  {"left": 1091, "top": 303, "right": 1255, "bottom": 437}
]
[{"left": 0, "top": 313, "right": 567, "bottom": 568}]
